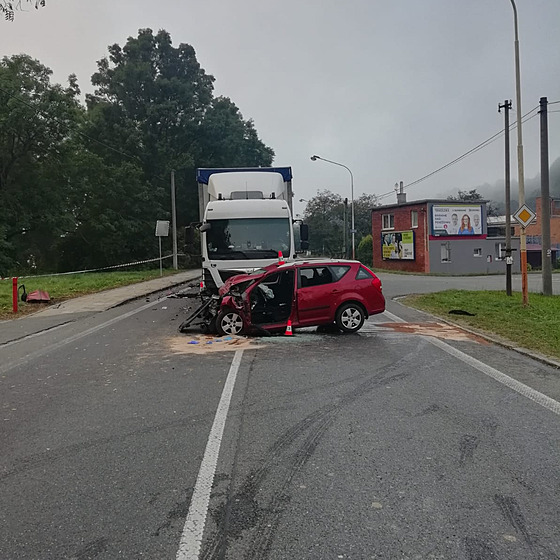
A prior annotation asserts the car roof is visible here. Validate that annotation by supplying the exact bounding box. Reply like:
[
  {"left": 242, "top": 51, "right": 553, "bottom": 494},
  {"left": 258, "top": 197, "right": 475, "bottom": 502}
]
[{"left": 278, "top": 259, "right": 359, "bottom": 269}]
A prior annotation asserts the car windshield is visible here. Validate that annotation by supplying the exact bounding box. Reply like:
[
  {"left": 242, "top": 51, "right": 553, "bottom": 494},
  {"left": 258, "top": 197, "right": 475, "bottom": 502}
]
[{"left": 206, "top": 218, "right": 291, "bottom": 260}]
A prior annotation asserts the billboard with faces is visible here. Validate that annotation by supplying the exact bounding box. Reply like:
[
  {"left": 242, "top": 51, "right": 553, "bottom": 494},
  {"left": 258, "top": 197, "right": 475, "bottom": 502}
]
[{"left": 431, "top": 204, "right": 483, "bottom": 236}]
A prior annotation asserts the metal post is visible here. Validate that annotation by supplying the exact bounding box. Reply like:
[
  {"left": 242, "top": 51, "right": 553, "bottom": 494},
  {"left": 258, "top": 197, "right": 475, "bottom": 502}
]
[
  {"left": 510, "top": 0, "right": 528, "bottom": 305},
  {"left": 540, "top": 96, "right": 552, "bottom": 295},
  {"left": 159, "top": 236, "right": 163, "bottom": 277},
  {"left": 499, "top": 100, "right": 513, "bottom": 295},
  {"left": 310, "top": 155, "right": 355, "bottom": 259},
  {"left": 12, "top": 277, "right": 18, "bottom": 313},
  {"left": 350, "top": 171, "right": 355, "bottom": 260},
  {"left": 171, "top": 170, "right": 178, "bottom": 270}
]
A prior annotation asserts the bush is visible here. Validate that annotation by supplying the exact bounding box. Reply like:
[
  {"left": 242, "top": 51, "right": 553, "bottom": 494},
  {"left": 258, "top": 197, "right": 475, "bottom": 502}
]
[{"left": 357, "top": 234, "right": 373, "bottom": 267}]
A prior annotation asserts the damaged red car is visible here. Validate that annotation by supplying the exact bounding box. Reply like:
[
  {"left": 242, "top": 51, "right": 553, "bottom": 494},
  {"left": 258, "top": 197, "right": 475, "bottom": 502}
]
[{"left": 214, "top": 259, "right": 385, "bottom": 336}]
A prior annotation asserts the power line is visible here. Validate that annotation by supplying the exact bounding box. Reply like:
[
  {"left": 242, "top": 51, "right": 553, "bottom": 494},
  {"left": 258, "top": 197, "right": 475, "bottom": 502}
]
[{"left": 376, "top": 105, "right": 540, "bottom": 201}]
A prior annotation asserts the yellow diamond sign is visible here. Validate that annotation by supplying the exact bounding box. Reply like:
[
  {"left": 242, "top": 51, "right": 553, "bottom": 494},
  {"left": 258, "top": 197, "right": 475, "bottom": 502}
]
[{"left": 513, "top": 204, "right": 536, "bottom": 228}]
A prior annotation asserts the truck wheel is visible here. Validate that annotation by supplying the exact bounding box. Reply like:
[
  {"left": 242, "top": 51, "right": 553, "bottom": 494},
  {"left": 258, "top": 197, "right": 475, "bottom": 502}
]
[
  {"left": 216, "top": 309, "right": 245, "bottom": 336},
  {"left": 335, "top": 303, "right": 365, "bottom": 333}
]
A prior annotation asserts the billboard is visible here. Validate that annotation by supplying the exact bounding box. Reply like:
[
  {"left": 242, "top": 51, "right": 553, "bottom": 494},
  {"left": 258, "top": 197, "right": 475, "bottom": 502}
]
[
  {"left": 431, "top": 204, "right": 482, "bottom": 236},
  {"left": 382, "top": 231, "right": 415, "bottom": 260}
]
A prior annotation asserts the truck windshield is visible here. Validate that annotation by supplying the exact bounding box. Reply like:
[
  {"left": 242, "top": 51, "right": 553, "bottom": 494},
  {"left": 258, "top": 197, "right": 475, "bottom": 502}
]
[{"left": 206, "top": 218, "right": 291, "bottom": 260}]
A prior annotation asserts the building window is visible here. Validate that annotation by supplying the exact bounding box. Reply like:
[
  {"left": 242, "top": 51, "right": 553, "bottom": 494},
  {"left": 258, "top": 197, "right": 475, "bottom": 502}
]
[
  {"left": 382, "top": 214, "right": 394, "bottom": 230},
  {"left": 473, "top": 248, "right": 482, "bottom": 257},
  {"left": 441, "top": 243, "right": 451, "bottom": 263},
  {"left": 411, "top": 210, "right": 418, "bottom": 228}
]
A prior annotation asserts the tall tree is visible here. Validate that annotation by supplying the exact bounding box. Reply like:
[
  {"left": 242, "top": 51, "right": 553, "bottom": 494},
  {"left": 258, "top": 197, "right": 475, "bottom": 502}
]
[
  {"left": 0, "top": 54, "right": 81, "bottom": 272},
  {"left": 303, "top": 191, "right": 379, "bottom": 257},
  {"left": 82, "top": 28, "right": 275, "bottom": 259},
  {"left": 353, "top": 193, "right": 379, "bottom": 240}
]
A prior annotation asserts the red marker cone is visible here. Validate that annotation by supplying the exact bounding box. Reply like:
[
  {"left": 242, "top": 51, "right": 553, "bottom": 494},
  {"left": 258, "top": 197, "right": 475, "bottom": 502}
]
[
  {"left": 278, "top": 251, "right": 285, "bottom": 265},
  {"left": 284, "top": 319, "right": 293, "bottom": 336}
]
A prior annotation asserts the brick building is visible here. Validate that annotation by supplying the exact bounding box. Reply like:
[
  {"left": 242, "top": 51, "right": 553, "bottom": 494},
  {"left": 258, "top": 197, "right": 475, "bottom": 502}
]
[
  {"left": 513, "top": 197, "right": 560, "bottom": 268},
  {"left": 372, "top": 198, "right": 521, "bottom": 274}
]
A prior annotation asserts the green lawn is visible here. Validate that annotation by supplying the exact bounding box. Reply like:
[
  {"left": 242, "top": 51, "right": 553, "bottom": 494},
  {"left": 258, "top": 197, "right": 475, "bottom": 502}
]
[
  {"left": 0, "top": 269, "right": 177, "bottom": 319},
  {"left": 402, "top": 290, "right": 560, "bottom": 361}
]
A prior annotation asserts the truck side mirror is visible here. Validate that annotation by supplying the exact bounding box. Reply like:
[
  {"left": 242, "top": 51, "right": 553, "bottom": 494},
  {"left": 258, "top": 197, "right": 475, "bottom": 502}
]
[
  {"left": 199, "top": 222, "right": 212, "bottom": 232},
  {"left": 300, "top": 223, "right": 309, "bottom": 242},
  {"left": 300, "top": 240, "right": 309, "bottom": 251}
]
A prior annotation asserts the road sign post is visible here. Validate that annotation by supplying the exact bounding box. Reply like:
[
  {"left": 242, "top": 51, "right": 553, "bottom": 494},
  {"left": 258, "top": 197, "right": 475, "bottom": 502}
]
[
  {"left": 513, "top": 204, "right": 536, "bottom": 305},
  {"left": 155, "top": 220, "right": 170, "bottom": 277}
]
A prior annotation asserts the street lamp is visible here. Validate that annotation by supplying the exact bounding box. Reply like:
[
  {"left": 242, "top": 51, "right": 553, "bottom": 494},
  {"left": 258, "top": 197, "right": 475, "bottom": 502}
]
[
  {"left": 310, "top": 155, "right": 355, "bottom": 259},
  {"left": 509, "top": 0, "right": 528, "bottom": 305}
]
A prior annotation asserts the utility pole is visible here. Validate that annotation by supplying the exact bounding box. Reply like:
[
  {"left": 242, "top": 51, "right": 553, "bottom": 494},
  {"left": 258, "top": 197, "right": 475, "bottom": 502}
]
[
  {"left": 499, "top": 100, "right": 513, "bottom": 296},
  {"left": 540, "top": 96, "right": 552, "bottom": 295},
  {"left": 509, "top": 0, "right": 528, "bottom": 305},
  {"left": 171, "top": 170, "right": 178, "bottom": 270}
]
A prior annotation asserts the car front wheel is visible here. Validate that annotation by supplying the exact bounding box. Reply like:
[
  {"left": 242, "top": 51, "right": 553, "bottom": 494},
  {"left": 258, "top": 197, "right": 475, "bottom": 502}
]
[
  {"left": 335, "top": 303, "right": 365, "bottom": 333},
  {"left": 216, "top": 309, "right": 245, "bottom": 336}
]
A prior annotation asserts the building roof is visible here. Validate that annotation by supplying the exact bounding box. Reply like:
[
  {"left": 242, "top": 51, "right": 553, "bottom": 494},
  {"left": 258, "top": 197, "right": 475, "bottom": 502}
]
[{"left": 372, "top": 199, "right": 489, "bottom": 211}]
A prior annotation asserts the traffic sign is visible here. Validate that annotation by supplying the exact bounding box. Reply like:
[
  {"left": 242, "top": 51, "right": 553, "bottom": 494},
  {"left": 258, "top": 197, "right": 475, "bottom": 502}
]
[{"left": 513, "top": 204, "right": 536, "bottom": 228}]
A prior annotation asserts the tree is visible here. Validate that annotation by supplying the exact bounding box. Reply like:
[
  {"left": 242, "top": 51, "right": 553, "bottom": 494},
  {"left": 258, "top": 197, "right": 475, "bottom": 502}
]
[
  {"left": 303, "top": 191, "right": 379, "bottom": 257},
  {"left": 81, "top": 28, "right": 275, "bottom": 264},
  {"left": 357, "top": 234, "right": 373, "bottom": 267},
  {"left": 303, "top": 190, "right": 344, "bottom": 257},
  {"left": 0, "top": 54, "right": 82, "bottom": 272},
  {"left": 1, "top": 0, "right": 45, "bottom": 22},
  {"left": 198, "top": 97, "right": 274, "bottom": 168},
  {"left": 353, "top": 193, "right": 379, "bottom": 241}
]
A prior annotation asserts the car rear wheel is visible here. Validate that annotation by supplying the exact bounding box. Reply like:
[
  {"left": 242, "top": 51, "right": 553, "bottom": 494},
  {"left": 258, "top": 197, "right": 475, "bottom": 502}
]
[
  {"left": 216, "top": 309, "right": 245, "bottom": 336},
  {"left": 335, "top": 303, "right": 365, "bottom": 333}
]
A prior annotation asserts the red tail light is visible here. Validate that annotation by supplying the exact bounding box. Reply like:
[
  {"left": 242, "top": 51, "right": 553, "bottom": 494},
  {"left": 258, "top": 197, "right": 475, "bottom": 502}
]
[{"left": 372, "top": 276, "right": 382, "bottom": 291}]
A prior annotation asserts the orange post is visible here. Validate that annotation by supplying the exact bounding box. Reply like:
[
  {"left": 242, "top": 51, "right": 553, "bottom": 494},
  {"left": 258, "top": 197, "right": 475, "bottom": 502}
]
[{"left": 12, "top": 277, "right": 18, "bottom": 313}]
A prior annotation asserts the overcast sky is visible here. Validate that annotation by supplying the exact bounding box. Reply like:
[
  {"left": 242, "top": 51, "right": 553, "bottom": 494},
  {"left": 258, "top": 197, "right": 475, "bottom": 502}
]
[{"left": 2, "top": 0, "right": 559, "bottom": 215}]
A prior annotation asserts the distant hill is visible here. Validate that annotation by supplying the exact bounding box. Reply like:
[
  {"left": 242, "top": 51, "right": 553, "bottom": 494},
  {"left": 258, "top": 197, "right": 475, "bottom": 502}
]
[{"left": 469, "top": 156, "right": 560, "bottom": 214}]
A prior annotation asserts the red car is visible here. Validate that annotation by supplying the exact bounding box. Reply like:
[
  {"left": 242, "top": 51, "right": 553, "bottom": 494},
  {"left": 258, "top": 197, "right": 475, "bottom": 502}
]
[{"left": 215, "top": 259, "right": 385, "bottom": 336}]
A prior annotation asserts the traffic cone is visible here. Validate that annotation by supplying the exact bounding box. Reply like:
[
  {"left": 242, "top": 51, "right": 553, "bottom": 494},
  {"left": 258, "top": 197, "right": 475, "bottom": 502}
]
[
  {"left": 284, "top": 319, "right": 293, "bottom": 336},
  {"left": 278, "top": 251, "right": 285, "bottom": 265}
]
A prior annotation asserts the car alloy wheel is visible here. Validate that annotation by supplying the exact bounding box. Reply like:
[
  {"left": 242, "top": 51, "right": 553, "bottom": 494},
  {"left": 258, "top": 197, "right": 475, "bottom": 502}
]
[
  {"left": 216, "top": 309, "right": 244, "bottom": 336},
  {"left": 336, "top": 303, "right": 365, "bottom": 333}
]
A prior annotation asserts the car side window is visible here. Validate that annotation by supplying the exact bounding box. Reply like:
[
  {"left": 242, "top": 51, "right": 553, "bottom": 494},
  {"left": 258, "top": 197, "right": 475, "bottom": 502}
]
[
  {"left": 330, "top": 266, "right": 350, "bottom": 281},
  {"left": 355, "top": 267, "right": 373, "bottom": 280},
  {"left": 299, "top": 267, "right": 334, "bottom": 287}
]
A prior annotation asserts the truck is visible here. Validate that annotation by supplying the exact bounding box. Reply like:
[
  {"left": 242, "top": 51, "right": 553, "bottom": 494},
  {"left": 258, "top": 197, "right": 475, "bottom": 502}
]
[{"left": 186, "top": 167, "right": 308, "bottom": 294}]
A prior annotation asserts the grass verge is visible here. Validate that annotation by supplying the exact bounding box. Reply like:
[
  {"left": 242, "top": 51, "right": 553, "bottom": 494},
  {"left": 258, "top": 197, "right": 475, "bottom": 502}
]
[
  {"left": 0, "top": 269, "right": 179, "bottom": 320},
  {"left": 402, "top": 290, "right": 560, "bottom": 361}
]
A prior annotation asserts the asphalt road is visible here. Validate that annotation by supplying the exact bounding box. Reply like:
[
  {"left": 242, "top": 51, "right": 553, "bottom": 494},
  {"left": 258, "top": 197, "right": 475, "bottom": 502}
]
[{"left": 1, "top": 274, "right": 559, "bottom": 560}]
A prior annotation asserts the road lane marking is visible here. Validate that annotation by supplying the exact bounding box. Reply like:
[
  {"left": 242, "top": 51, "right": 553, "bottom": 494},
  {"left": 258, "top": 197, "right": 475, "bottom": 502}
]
[
  {"left": 0, "top": 298, "right": 169, "bottom": 375},
  {"left": 427, "top": 336, "right": 560, "bottom": 416},
  {"left": 176, "top": 350, "right": 244, "bottom": 560},
  {"left": 385, "top": 308, "right": 560, "bottom": 416},
  {"left": 383, "top": 310, "right": 406, "bottom": 323}
]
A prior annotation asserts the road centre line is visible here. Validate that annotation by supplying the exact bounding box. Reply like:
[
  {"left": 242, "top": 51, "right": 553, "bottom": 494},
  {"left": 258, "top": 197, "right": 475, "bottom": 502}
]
[
  {"left": 176, "top": 350, "right": 244, "bottom": 560},
  {"left": 383, "top": 308, "right": 560, "bottom": 416},
  {"left": 0, "top": 297, "right": 168, "bottom": 375}
]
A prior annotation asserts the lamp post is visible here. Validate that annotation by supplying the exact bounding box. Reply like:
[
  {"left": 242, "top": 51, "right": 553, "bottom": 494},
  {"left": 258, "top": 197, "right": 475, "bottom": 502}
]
[
  {"left": 509, "top": 0, "right": 528, "bottom": 305},
  {"left": 311, "top": 155, "right": 355, "bottom": 259}
]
